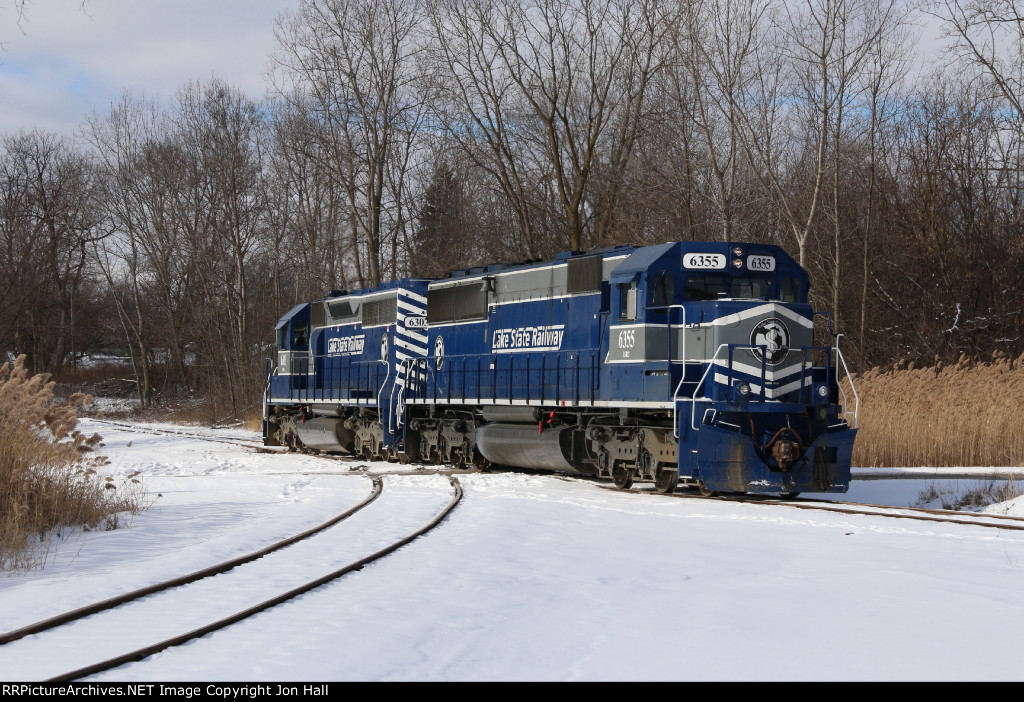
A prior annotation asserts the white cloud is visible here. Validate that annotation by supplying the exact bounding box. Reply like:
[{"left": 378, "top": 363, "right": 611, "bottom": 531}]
[{"left": 0, "top": 0, "right": 297, "bottom": 133}]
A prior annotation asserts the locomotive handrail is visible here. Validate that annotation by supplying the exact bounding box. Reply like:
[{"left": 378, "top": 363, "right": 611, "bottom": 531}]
[
  {"left": 685, "top": 343, "right": 737, "bottom": 434},
  {"left": 402, "top": 348, "right": 599, "bottom": 408},
  {"left": 680, "top": 342, "right": 847, "bottom": 435},
  {"left": 812, "top": 310, "right": 859, "bottom": 425},
  {"left": 645, "top": 304, "right": 687, "bottom": 363},
  {"left": 262, "top": 357, "right": 273, "bottom": 428},
  {"left": 271, "top": 353, "right": 390, "bottom": 406},
  {"left": 389, "top": 357, "right": 412, "bottom": 435},
  {"left": 833, "top": 335, "right": 859, "bottom": 428},
  {"left": 376, "top": 352, "right": 392, "bottom": 434},
  {"left": 683, "top": 341, "right": 796, "bottom": 432}
]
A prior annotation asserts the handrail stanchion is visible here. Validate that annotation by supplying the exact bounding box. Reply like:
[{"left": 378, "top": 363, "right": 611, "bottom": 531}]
[{"left": 759, "top": 348, "right": 767, "bottom": 402}]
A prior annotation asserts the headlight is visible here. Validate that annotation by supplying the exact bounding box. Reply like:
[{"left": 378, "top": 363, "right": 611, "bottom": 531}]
[
  {"left": 817, "top": 385, "right": 829, "bottom": 398},
  {"left": 739, "top": 382, "right": 751, "bottom": 395}
]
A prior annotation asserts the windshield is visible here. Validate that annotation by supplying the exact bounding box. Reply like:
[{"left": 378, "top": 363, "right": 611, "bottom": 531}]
[{"left": 685, "top": 274, "right": 772, "bottom": 300}]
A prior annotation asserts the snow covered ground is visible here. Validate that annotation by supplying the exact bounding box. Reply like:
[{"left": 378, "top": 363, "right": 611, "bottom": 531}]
[{"left": 2, "top": 418, "right": 1023, "bottom": 682}]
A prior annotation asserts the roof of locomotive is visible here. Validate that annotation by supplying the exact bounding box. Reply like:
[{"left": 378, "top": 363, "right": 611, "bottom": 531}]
[
  {"left": 429, "top": 240, "right": 804, "bottom": 288},
  {"left": 433, "top": 244, "right": 634, "bottom": 285},
  {"left": 276, "top": 240, "right": 805, "bottom": 328},
  {"left": 302, "top": 240, "right": 803, "bottom": 307},
  {"left": 320, "top": 277, "right": 433, "bottom": 301}
]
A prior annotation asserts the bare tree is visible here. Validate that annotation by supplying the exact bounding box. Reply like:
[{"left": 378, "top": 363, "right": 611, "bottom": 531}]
[
  {"left": 86, "top": 94, "right": 175, "bottom": 404},
  {"left": 266, "top": 98, "right": 355, "bottom": 303},
  {"left": 428, "top": 0, "right": 663, "bottom": 255},
  {"left": 938, "top": 0, "right": 1024, "bottom": 136},
  {"left": 0, "top": 130, "right": 103, "bottom": 375},
  {"left": 734, "top": 0, "right": 897, "bottom": 277},
  {"left": 273, "top": 0, "right": 428, "bottom": 288},
  {"left": 170, "top": 80, "right": 268, "bottom": 417},
  {"left": 854, "top": 23, "right": 911, "bottom": 369},
  {"left": 667, "top": 0, "right": 774, "bottom": 242}
]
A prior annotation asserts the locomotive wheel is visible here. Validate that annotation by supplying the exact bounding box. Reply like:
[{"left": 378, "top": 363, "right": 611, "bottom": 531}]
[
  {"left": 472, "top": 451, "right": 491, "bottom": 471},
  {"left": 779, "top": 491, "right": 801, "bottom": 500},
  {"left": 612, "top": 464, "right": 634, "bottom": 490},
  {"left": 654, "top": 469, "right": 679, "bottom": 494},
  {"left": 697, "top": 481, "right": 719, "bottom": 497}
]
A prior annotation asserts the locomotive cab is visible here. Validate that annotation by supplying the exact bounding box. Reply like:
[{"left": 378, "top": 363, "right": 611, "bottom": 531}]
[
  {"left": 273, "top": 303, "right": 312, "bottom": 387},
  {"left": 264, "top": 303, "right": 312, "bottom": 446}
]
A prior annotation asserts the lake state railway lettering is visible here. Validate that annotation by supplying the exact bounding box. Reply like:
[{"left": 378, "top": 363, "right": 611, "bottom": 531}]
[
  {"left": 327, "top": 335, "right": 365, "bottom": 355},
  {"left": 491, "top": 325, "right": 565, "bottom": 352}
]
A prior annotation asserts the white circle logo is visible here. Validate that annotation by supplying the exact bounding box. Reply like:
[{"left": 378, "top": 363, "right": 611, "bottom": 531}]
[
  {"left": 750, "top": 318, "right": 790, "bottom": 365},
  {"left": 434, "top": 335, "right": 444, "bottom": 369}
]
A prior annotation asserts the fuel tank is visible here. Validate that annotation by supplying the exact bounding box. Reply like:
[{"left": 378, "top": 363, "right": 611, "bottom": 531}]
[
  {"left": 480, "top": 406, "right": 543, "bottom": 423},
  {"left": 476, "top": 422, "right": 590, "bottom": 474},
  {"left": 295, "top": 417, "right": 356, "bottom": 453}
]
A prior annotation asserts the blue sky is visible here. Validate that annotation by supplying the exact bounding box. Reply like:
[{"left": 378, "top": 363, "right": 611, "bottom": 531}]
[{"left": 0, "top": 0, "right": 297, "bottom": 133}]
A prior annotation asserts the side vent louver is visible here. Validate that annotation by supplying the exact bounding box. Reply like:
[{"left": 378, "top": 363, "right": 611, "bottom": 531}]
[
  {"left": 362, "top": 295, "right": 398, "bottom": 327},
  {"left": 428, "top": 281, "right": 488, "bottom": 324},
  {"left": 567, "top": 256, "right": 602, "bottom": 294}
]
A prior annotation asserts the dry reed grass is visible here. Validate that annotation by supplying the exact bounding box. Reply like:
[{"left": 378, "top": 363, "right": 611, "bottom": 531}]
[
  {"left": 847, "top": 352, "right": 1024, "bottom": 468},
  {"left": 52, "top": 362, "right": 132, "bottom": 386},
  {"left": 0, "top": 355, "right": 145, "bottom": 572}
]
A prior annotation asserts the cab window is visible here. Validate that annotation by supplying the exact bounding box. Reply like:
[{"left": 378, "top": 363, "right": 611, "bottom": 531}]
[
  {"left": 652, "top": 272, "right": 675, "bottom": 308},
  {"left": 618, "top": 281, "right": 638, "bottom": 320},
  {"left": 780, "top": 277, "right": 804, "bottom": 303},
  {"left": 685, "top": 274, "right": 728, "bottom": 300},
  {"left": 685, "top": 274, "right": 771, "bottom": 300},
  {"left": 731, "top": 276, "right": 770, "bottom": 299}
]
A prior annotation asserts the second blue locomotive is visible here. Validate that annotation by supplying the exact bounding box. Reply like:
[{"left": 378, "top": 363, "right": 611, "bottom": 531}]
[{"left": 264, "top": 241, "right": 858, "bottom": 495}]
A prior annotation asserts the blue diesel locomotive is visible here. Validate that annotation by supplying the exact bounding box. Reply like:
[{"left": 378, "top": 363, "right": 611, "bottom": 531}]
[{"left": 264, "top": 241, "right": 858, "bottom": 495}]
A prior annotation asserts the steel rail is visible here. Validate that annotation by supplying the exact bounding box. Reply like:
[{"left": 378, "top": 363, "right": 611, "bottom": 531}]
[
  {"left": 47, "top": 476, "right": 463, "bottom": 682},
  {"left": 603, "top": 484, "right": 1024, "bottom": 531},
  {"left": 0, "top": 477, "right": 383, "bottom": 646},
  {"left": 85, "top": 418, "right": 265, "bottom": 448}
]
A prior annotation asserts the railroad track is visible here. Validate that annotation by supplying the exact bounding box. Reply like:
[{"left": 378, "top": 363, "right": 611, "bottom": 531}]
[
  {"left": 0, "top": 476, "right": 383, "bottom": 647},
  {"left": 85, "top": 417, "right": 498, "bottom": 477},
  {"left": 0, "top": 475, "right": 463, "bottom": 682},
  {"left": 83, "top": 419, "right": 1024, "bottom": 530},
  {"left": 604, "top": 484, "right": 1024, "bottom": 531},
  {"left": 83, "top": 417, "right": 274, "bottom": 450},
  {"left": 84, "top": 418, "right": 478, "bottom": 474}
]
